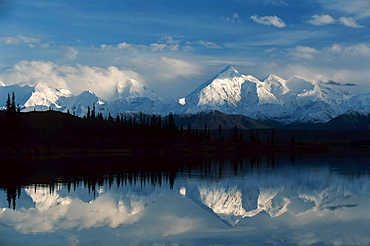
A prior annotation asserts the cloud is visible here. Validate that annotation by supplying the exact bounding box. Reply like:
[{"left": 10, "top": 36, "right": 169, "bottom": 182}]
[
  {"left": 285, "top": 43, "right": 370, "bottom": 62},
  {"left": 149, "top": 36, "right": 180, "bottom": 51},
  {"left": 339, "top": 17, "right": 363, "bottom": 28},
  {"left": 224, "top": 13, "right": 243, "bottom": 23},
  {"left": 317, "top": 0, "right": 370, "bottom": 19},
  {"left": 194, "top": 40, "right": 222, "bottom": 49},
  {"left": 307, "top": 15, "right": 364, "bottom": 28},
  {"left": 99, "top": 36, "right": 180, "bottom": 52},
  {"left": 0, "top": 58, "right": 201, "bottom": 100},
  {"left": 0, "top": 35, "right": 40, "bottom": 44},
  {"left": 289, "top": 46, "right": 319, "bottom": 59},
  {"left": 136, "top": 56, "right": 200, "bottom": 80},
  {"left": 323, "top": 80, "right": 356, "bottom": 86},
  {"left": 0, "top": 61, "right": 142, "bottom": 101},
  {"left": 272, "top": 1, "right": 288, "bottom": 6},
  {"left": 258, "top": 43, "right": 370, "bottom": 95},
  {"left": 327, "top": 43, "right": 370, "bottom": 56},
  {"left": 250, "top": 15, "right": 286, "bottom": 28},
  {"left": 0, "top": 188, "right": 144, "bottom": 234},
  {"left": 307, "top": 14, "right": 336, "bottom": 26},
  {"left": 99, "top": 36, "right": 220, "bottom": 53},
  {"left": 61, "top": 46, "right": 78, "bottom": 60},
  {"left": 0, "top": 35, "right": 49, "bottom": 48}
]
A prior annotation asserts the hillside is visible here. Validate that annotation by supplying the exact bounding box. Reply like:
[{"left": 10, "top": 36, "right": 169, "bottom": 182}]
[
  {"left": 173, "top": 110, "right": 270, "bottom": 130},
  {"left": 0, "top": 110, "right": 350, "bottom": 160}
]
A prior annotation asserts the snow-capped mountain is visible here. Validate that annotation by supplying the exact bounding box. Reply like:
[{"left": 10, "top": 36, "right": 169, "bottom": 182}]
[
  {"left": 115, "top": 78, "right": 156, "bottom": 100},
  {"left": 23, "top": 83, "right": 73, "bottom": 110},
  {"left": 180, "top": 65, "right": 356, "bottom": 124},
  {"left": 1, "top": 65, "right": 370, "bottom": 124},
  {"left": 0, "top": 79, "right": 181, "bottom": 117}
]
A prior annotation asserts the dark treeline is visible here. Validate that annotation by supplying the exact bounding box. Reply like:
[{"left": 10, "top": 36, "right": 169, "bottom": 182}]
[{"left": 0, "top": 92, "right": 333, "bottom": 159}]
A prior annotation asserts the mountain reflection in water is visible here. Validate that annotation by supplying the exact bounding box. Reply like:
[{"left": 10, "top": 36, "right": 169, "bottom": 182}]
[{"left": 0, "top": 154, "right": 370, "bottom": 246}]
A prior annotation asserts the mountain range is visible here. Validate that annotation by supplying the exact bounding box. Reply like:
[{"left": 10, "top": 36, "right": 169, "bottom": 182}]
[{"left": 1, "top": 65, "right": 370, "bottom": 129}]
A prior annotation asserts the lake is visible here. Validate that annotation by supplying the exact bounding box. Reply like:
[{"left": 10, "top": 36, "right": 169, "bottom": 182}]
[{"left": 0, "top": 152, "right": 370, "bottom": 246}]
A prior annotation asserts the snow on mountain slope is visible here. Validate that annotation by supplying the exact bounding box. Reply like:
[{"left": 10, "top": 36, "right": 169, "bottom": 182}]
[
  {"left": 2, "top": 163, "right": 370, "bottom": 232},
  {"left": 0, "top": 84, "right": 34, "bottom": 108},
  {"left": 179, "top": 164, "right": 369, "bottom": 227},
  {"left": 184, "top": 66, "right": 282, "bottom": 110},
  {"left": 181, "top": 66, "right": 356, "bottom": 124},
  {"left": 57, "top": 90, "right": 106, "bottom": 117},
  {"left": 0, "top": 79, "right": 178, "bottom": 117},
  {"left": 184, "top": 66, "right": 248, "bottom": 108},
  {"left": 1, "top": 65, "right": 369, "bottom": 124},
  {"left": 97, "top": 96, "right": 180, "bottom": 116},
  {"left": 116, "top": 78, "right": 156, "bottom": 100},
  {"left": 341, "top": 92, "right": 370, "bottom": 112},
  {"left": 23, "top": 83, "right": 73, "bottom": 110}
]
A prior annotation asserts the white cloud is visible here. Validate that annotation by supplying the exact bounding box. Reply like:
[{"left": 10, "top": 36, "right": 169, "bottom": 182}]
[
  {"left": 98, "top": 36, "right": 180, "bottom": 52},
  {"left": 0, "top": 35, "right": 50, "bottom": 48},
  {"left": 307, "top": 15, "right": 364, "bottom": 28},
  {"left": 318, "top": 0, "right": 370, "bottom": 19},
  {"left": 0, "top": 35, "right": 40, "bottom": 44},
  {"left": 61, "top": 46, "right": 78, "bottom": 60},
  {"left": 250, "top": 15, "right": 286, "bottom": 28},
  {"left": 307, "top": 14, "right": 336, "bottom": 26},
  {"left": 0, "top": 58, "right": 201, "bottom": 100},
  {"left": 272, "top": 1, "right": 288, "bottom": 6},
  {"left": 289, "top": 46, "right": 319, "bottom": 59},
  {"left": 339, "top": 17, "right": 364, "bottom": 28},
  {"left": 149, "top": 36, "right": 180, "bottom": 51},
  {"left": 195, "top": 40, "right": 222, "bottom": 49},
  {"left": 0, "top": 188, "right": 143, "bottom": 234},
  {"left": 261, "top": 43, "right": 370, "bottom": 94},
  {"left": 285, "top": 43, "right": 370, "bottom": 63},
  {"left": 116, "top": 42, "right": 131, "bottom": 49},
  {"left": 0, "top": 61, "right": 142, "bottom": 101},
  {"left": 224, "top": 13, "right": 242, "bottom": 23},
  {"left": 136, "top": 56, "right": 200, "bottom": 80},
  {"left": 99, "top": 36, "right": 220, "bottom": 53}
]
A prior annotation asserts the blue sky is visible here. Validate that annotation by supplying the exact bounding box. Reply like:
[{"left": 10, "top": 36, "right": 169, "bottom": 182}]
[{"left": 0, "top": 0, "right": 369, "bottom": 99}]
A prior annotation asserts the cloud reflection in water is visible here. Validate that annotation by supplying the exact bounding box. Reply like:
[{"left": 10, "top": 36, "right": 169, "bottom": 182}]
[{"left": 0, "top": 159, "right": 369, "bottom": 245}]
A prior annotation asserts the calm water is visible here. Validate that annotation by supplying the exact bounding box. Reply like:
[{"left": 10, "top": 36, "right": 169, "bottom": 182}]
[{"left": 0, "top": 153, "right": 370, "bottom": 246}]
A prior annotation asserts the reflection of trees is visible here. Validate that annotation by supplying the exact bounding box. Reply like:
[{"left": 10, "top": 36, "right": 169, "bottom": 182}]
[
  {"left": 0, "top": 156, "right": 273, "bottom": 209},
  {"left": 3, "top": 154, "right": 368, "bottom": 210},
  {"left": 1, "top": 170, "right": 176, "bottom": 210},
  {"left": 4, "top": 185, "right": 22, "bottom": 210}
]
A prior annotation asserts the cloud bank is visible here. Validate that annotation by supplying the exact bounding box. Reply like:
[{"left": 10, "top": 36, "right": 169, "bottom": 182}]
[{"left": 0, "top": 61, "right": 142, "bottom": 101}]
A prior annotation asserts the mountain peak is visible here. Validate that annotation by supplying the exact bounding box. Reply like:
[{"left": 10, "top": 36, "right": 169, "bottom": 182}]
[
  {"left": 265, "top": 74, "right": 282, "bottom": 81},
  {"left": 116, "top": 78, "right": 156, "bottom": 100},
  {"left": 216, "top": 65, "right": 241, "bottom": 79}
]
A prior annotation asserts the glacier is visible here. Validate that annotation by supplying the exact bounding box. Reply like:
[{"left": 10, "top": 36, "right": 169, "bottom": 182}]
[{"left": 0, "top": 65, "right": 369, "bottom": 124}]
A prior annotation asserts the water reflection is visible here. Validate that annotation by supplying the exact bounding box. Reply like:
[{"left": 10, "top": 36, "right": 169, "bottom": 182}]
[{"left": 0, "top": 155, "right": 370, "bottom": 245}]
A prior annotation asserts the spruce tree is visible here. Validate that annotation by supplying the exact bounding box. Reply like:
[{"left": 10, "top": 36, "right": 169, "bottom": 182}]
[
  {"left": 6, "top": 92, "right": 17, "bottom": 113},
  {"left": 11, "top": 92, "right": 16, "bottom": 112},
  {"left": 6, "top": 93, "right": 11, "bottom": 112}
]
